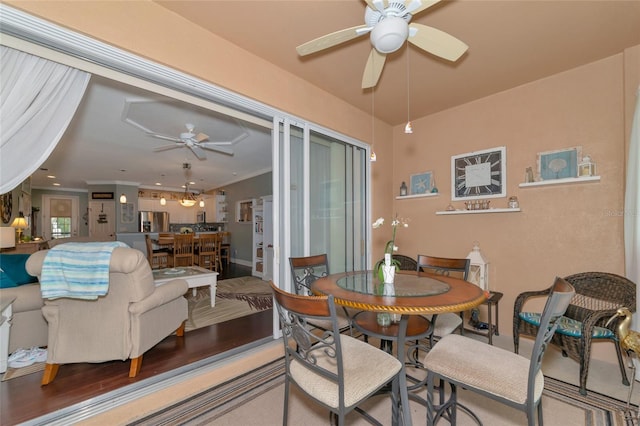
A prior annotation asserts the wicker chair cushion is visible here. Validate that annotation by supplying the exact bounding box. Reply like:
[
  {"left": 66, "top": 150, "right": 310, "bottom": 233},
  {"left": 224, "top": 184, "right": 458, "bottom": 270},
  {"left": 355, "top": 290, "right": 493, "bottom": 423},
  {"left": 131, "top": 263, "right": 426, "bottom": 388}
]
[
  {"left": 290, "top": 334, "right": 402, "bottom": 409},
  {"left": 424, "top": 334, "right": 544, "bottom": 405},
  {"left": 519, "top": 312, "right": 614, "bottom": 339}
]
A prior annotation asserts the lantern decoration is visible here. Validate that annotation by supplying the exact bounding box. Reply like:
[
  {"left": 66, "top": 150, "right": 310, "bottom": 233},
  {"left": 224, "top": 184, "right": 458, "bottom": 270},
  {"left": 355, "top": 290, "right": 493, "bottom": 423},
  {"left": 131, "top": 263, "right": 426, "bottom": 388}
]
[
  {"left": 466, "top": 241, "right": 489, "bottom": 291},
  {"left": 578, "top": 155, "right": 596, "bottom": 177}
]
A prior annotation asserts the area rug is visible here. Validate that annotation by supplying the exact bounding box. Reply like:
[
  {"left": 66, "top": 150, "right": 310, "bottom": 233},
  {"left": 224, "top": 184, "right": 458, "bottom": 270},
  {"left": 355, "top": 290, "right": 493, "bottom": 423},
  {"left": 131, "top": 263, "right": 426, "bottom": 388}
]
[
  {"left": 185, "top": 276, "right": 272, "bottom": 332},
  {"left": 127, "top": 358, "right": 639, "bottom": 426},
  {"left": 1, "top": 361, "right": 45, "bottom": 382}
]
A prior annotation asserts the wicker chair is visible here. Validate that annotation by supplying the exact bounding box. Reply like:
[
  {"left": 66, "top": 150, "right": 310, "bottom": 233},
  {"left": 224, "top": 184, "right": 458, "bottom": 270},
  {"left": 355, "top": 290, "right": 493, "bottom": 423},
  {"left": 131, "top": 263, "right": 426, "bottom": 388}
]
[{"left": 514, "top": 271, "right": 636, "bottom": 396}]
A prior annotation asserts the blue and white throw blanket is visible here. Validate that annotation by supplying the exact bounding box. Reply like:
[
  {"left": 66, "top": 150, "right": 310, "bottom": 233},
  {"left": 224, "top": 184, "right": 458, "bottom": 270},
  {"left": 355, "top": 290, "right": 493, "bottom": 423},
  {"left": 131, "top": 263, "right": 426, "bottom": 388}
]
[{"left": 40, "top": 241, "right": 128, "bottom": 300}]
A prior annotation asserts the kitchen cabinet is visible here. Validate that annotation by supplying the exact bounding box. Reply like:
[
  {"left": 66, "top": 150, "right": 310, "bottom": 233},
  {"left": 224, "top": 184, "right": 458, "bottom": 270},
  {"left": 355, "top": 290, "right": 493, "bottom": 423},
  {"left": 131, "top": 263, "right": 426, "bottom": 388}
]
[
  {"left": 165, "top": 201, "right": 195, "bottom": 224},
  {"left": 204, "top": 194, "right": 227, "bottom": 222}
]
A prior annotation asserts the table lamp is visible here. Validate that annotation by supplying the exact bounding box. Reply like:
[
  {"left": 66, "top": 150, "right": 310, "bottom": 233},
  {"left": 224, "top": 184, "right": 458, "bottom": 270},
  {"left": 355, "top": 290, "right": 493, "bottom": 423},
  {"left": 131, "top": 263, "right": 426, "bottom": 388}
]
[
  {"left": 10, "top": 213, "right": 28, "bottom": 243},
  {"left": 0, "top": 226, "right": 16, "bottom": 249}
]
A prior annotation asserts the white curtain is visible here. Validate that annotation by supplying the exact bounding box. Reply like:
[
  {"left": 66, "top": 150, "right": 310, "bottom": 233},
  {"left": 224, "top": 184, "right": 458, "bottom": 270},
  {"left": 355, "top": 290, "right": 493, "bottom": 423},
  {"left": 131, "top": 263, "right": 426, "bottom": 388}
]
[
  {"left": 628, "top": 87, "right": 640, "bottom": 363},
  {"left": 0, "top": 46, "right": 90, "bottom": 194}
]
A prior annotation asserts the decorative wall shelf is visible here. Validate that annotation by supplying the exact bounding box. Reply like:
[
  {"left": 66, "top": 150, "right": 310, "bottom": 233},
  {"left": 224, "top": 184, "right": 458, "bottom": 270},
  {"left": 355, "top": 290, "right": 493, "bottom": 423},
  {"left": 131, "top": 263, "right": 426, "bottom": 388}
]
[
  {"left": 396, "top": 193, "right": 439, "bottom": 200},
  {"left": 518, "top": 176, "right": 600, "bottom": 188},
  {"left": 435, "top": 208, "right": 521, "bottom": 215}
]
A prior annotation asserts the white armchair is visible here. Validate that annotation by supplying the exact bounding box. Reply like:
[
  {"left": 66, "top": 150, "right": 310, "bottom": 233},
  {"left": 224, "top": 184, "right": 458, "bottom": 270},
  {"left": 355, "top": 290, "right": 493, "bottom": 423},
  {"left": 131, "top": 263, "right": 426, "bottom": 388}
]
[{"left": 26, "top": 246, "right": 188, "bottom": 384}]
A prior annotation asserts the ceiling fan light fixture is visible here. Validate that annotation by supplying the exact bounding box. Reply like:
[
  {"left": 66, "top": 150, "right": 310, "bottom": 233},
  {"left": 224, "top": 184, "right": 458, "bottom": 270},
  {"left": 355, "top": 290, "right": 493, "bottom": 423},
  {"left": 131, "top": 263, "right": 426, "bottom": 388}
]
[{"left": 370, "top": 16, "right": 408, "bottom": 53}]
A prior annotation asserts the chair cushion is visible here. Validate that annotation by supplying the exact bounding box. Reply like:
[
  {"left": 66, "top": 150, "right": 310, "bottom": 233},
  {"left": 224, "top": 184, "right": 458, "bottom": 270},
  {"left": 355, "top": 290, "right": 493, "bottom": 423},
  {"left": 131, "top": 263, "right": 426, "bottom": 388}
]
[
  {"left": 519, "top": 312, "right": 614, "bottom": 339},
  {"left": 290, "top": 334, "right": 401, "bottom": 409},
  {"left": 424, "top": 312, "right": 462, "bottom": 337},
  {"left": 424, "top": 333, "right": 543, "bottom": 405},
  {"left": 0, "top": 254, "right": 38, "bottom": 286}
]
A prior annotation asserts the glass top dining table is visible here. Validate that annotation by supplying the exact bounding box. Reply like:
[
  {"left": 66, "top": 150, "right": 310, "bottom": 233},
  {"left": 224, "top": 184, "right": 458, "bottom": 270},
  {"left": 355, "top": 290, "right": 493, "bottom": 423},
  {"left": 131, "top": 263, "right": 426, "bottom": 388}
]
[{"left": 312, "top": 270, "right": 487, "bottom": 316}]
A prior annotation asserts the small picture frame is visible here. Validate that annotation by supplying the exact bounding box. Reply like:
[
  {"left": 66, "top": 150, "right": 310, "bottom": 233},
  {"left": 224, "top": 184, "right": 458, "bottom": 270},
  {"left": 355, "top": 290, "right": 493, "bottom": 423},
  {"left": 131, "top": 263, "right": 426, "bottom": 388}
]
[
  {"left": 410, "top": 171, "right": 433, "bottom": 195},
  {"left": 537, "top": 146, "right": 581, "bottom": 180}
]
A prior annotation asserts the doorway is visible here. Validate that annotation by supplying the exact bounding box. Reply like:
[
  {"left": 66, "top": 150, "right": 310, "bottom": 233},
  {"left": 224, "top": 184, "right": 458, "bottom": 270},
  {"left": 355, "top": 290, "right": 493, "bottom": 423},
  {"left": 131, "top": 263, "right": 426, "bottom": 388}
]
[{"left": 41, "top": 194, "right": 79, "bottom": 241}]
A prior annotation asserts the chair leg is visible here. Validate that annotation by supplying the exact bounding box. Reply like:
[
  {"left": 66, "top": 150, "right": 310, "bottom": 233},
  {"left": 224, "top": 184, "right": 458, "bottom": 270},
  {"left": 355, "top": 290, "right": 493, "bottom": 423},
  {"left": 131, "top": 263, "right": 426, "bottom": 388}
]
[
  {"left": 41, "top": 363, "right": 59, "bottom": 385},
  {"left": 129, "top": 355, "right": 143, "bottom": 378},
  {"left": 176, "top": 321, "right": 185, "bottom": 337}
]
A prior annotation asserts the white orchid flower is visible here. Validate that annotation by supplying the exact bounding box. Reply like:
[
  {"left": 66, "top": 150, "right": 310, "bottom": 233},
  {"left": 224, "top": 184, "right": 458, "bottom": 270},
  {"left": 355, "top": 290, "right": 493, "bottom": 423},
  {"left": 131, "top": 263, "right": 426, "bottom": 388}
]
[{"left": 372, "top": 217, "right": 384, "bottom": 228}]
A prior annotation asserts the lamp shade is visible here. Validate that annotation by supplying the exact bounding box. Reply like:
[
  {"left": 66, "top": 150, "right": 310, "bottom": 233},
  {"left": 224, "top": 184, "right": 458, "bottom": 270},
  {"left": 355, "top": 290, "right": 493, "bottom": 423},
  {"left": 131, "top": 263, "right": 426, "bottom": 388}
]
[
  {"left": 0, "top": 227, "right": 15, "bottom": 248},
  {"left": 10, "top": 216, "right": 27, "bottom": 230},
  {"left": 119, "top": 193, "right": 127, "bottom": 204}
]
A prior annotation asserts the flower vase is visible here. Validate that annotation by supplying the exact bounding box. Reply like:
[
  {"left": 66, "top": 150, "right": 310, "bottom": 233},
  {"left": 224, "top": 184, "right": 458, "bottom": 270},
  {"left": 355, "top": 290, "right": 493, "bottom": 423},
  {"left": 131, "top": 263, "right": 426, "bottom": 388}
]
[{"left": 377, "top": 254, "right": 396, "bottom": 326}]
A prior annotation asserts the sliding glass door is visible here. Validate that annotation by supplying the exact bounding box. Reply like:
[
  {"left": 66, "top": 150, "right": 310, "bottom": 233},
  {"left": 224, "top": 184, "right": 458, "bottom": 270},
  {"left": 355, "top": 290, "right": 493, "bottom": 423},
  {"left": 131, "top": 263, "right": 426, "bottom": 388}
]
[{"left": 275, "top": 120, "right": 369, "bottom": 294}]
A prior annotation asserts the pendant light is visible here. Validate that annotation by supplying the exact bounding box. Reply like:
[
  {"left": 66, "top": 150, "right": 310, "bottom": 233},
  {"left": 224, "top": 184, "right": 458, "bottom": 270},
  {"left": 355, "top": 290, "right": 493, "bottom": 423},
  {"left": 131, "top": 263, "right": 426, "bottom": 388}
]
[
  {"left": 119, "top": 193, "right": 127, "bottom": 204},
  {"left": 179, "top": 183, "right": 197, "bottom": 207},
  {"left": 404, "top": 43, "right": 413, "bottom": 134},
  {"left": 370, "top": 86, "right": 377, "bottom": 162},
  {"left": 160, "top": 193, "right": 167, "bottom": 206}
]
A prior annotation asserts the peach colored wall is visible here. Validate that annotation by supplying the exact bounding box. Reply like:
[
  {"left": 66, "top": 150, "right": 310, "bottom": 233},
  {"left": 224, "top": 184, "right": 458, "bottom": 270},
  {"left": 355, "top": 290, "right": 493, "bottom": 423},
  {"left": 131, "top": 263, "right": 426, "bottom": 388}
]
[{"left": 392, "top": 52, "right": 638, "bottom": 362}]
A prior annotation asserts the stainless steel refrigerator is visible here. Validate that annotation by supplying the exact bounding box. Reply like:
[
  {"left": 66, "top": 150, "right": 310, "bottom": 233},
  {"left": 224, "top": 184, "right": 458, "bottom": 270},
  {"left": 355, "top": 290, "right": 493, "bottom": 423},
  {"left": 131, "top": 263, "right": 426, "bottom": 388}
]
[{"left": 139, "top": 211, "right": 170, "bottom": 232}]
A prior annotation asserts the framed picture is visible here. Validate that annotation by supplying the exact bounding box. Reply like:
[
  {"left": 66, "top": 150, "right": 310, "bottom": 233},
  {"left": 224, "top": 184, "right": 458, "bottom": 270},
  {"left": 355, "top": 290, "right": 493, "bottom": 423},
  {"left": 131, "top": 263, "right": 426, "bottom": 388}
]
[
  {"left": 537, "top": 146, "right": 581, "bottom": 180},
  {"left": 451, "top": 146, "right": 506, "bottom": 201},
  {"left": 92, "top": 192, "right": 114, "bottom": 200},
  {"left": 410, "top": 171, "right": 433, "bottom": 195},
  {"left": 0, "top": 192, "right": 12, "bottom": 224},
  {"left": 120, "top": 202, "right": 135, "bottom": 223}
]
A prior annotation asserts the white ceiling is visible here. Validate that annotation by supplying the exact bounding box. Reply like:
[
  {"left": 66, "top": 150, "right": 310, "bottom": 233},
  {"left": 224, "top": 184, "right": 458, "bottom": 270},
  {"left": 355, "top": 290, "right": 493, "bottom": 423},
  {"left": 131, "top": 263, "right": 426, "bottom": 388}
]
[{"left": 27, "top": 0, "right": 640, "bottom": 193}]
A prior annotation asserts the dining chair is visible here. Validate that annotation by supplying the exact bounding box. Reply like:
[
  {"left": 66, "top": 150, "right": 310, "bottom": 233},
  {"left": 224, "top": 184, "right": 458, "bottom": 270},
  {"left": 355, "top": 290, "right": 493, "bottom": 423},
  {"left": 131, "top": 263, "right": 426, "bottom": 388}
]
[
  {"left": 144, "top": 234, "right": 168, "bottom": 269},
  {"left": 416, "top": 255, "right": 470, "bottom": 347},
  {"left": 219, "top": 232, "right": 231, "bottom": 266},
  {"left": 422, "top": 276, "right": 575, "bottom": 426},
  {"left": 194, "top": 234, "right": 220, "bottom": 271},
  {"left": 270, "top": 281, "right": 403, "bottom": 426},
  {"left": 289, "top": 254, "right": 352, "bottom": 334},
  {"left": 171, "top": 233, "right": 194, "bottom": 267}
]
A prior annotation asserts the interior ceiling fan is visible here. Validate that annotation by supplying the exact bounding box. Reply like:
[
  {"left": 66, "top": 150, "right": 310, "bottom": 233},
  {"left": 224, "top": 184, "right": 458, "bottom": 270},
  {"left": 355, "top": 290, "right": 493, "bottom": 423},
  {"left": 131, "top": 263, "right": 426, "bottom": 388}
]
[
  {"left": 146, "top": 123, "right": 235, "bottom": 160},
  {"left": 296, "top": 0, "right": 468, "bottom": 89}
]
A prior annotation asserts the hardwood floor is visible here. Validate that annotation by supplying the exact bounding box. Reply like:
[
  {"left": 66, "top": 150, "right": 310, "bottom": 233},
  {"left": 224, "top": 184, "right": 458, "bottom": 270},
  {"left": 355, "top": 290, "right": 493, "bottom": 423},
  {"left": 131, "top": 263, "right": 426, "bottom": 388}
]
[{"left": 0, "top": 264, "right": 273, "bottom": 426}]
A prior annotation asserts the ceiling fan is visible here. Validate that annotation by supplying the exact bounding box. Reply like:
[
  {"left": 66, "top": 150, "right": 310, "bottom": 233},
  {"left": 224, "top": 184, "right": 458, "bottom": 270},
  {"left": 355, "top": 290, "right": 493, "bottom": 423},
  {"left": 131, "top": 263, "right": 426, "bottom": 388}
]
[
  {"left": 296, "top": 0, "right": 468, "bottom": 89},
  {"left": 146, "top": 123, "right": 235, "bottom": 160}
]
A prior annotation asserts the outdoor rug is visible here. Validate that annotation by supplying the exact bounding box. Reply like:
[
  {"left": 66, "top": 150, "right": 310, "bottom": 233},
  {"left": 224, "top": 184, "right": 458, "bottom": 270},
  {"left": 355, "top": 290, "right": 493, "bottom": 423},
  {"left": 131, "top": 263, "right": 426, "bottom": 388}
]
[
  {"left": 185, "top": 276, "right": 272, "bottom": 332},
  {"left": 127, "top": 358, "right": 639, "bottom": 426}
]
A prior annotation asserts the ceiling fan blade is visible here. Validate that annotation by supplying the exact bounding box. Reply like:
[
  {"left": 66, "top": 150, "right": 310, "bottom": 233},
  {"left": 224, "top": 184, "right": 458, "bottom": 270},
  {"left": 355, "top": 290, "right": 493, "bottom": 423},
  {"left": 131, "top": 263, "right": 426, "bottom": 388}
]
[
  {"left": 408, "top": 23, "right": 468, "bottom": 62},
  {"left": 405, "top": 0, "right": 441, "bottom": 16},
  {"left": 200, "top": 144, "right": 235, "bottom": 156},
  {"left": 146, "top": 132, "right": 182, "bottom": 143},
  {"left": 365, "top": 0, "right": 385, "bottom": 13},
  {"left": 153, "top": 144, "right": 182, "bottom": 152},
  {"left": 361, "top": 48, "right": 387, "bottom": 89},
  {"left": 195, "top": 132, "right": 209, "bottom": 143},
  {"left": 200, "top": 141, "right": 234, "bottom": 147},
  {"left": 297, "top": 25, "right": 369, "bottom": 56},
  {"left": 189, "top": 145, "right": 208, "bottom": 160}
]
